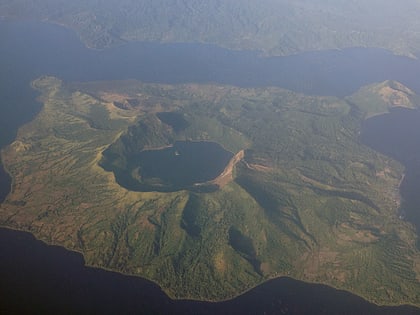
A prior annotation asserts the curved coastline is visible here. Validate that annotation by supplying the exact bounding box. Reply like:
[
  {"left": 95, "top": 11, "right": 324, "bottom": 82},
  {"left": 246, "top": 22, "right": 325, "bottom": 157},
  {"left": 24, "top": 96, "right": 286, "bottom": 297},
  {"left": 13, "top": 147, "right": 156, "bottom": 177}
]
[
  {"left": 1, "top": 226, "right": 419, "bottom": 315},
  {"left": 1, "top": 19, "right": 420, "bottom": 313}
]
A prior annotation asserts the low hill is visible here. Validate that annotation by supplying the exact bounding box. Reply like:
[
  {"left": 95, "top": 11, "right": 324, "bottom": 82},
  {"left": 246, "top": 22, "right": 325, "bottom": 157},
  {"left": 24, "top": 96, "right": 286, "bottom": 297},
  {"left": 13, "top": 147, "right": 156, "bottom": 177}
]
[{"left": 348, "top": 80, "right": 420, "bottom": 118}]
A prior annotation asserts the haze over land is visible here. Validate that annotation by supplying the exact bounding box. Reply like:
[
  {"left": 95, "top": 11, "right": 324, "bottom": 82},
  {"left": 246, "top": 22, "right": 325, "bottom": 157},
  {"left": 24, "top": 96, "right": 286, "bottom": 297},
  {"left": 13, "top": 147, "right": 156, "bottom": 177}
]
[
  {"left": 1, "top": 1, "right": 420, "bottom": 311},
  {"left": 3, "top": 0, "right": 420, "bottom": 57}
]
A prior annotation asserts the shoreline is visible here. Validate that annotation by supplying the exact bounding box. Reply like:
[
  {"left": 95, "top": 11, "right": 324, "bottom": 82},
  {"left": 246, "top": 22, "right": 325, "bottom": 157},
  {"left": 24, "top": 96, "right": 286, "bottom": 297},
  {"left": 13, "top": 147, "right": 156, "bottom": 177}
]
[{"left": 0, "top": 224, "right": 418, "bottom": 309}]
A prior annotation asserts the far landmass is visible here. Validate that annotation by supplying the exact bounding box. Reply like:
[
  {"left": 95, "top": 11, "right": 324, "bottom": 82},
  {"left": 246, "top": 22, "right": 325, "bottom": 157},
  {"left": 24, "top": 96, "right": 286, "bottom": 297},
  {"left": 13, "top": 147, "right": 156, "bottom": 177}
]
[
  {"left": 2, "top": 0, "right": 420, "bottom": 57},
  {"left": 1, "top": 76, "right": 420, "bottom": 306}
]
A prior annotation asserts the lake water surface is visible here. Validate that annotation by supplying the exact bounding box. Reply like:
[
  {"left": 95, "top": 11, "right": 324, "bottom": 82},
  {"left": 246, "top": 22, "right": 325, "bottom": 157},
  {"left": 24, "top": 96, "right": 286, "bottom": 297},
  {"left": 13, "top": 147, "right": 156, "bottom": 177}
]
[
  {"left": 361, "top": 108, "right": 420, "bottom": 245},
  {"left": 1, "top": 19, "right": 420, "bottom": 314},
  {"left": 116, "top": 141, "right": 233, "bottom": 192}
]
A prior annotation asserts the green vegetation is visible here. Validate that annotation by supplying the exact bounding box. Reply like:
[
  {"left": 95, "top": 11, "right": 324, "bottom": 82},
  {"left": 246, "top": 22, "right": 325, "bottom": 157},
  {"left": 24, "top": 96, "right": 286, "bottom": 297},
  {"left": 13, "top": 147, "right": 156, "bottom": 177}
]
[
  {"left": 3, "top": 1, "right": 420, "bottom": 57},
  {"left": 1, "top": 76, "right": 420, "bottom": 305},
  {"left": 348, "top": 80, "right": 420, "bottom": 118}
]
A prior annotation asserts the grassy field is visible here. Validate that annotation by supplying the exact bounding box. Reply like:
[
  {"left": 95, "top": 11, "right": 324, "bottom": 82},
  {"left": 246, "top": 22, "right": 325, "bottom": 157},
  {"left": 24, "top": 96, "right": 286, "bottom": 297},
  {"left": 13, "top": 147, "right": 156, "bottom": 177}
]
[{"left": 1, "top": 76, "right": 420, "bottom": 305}]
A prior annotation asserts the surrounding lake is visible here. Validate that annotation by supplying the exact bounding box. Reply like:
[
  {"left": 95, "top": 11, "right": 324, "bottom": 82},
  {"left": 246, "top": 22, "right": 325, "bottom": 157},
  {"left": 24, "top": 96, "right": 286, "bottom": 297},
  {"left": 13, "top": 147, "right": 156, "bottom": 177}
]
[
  {"left": 1, "top": 19, "right": 420, "bottom": 314},
  {"left": 2, "top": 227, "right": 419, "bottom": 315},
  {"left": 361, "top": 108, "right": 420, "bottom": 246}
]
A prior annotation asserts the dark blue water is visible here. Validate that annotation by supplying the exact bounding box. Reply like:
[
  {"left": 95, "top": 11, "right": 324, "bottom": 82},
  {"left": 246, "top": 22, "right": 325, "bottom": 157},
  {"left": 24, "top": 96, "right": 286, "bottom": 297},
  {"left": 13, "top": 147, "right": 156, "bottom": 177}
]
[
  {"left": 361, "top": 108, "right": 420, "bottom": 246},
  {"left": 156, "top": 112, "right": 190, "bottom": 132},
  {"left": 109, "top": 141, "right": 233, "bottom": 192},
  {"left": 1, "top": 227, "right": 419, "bottom": 315},
  {"left": 1, "top": 19, "right": 420, "bottom": 314},
  {"left": 2, "top": 19, "right": 420, "bottom": 148}
]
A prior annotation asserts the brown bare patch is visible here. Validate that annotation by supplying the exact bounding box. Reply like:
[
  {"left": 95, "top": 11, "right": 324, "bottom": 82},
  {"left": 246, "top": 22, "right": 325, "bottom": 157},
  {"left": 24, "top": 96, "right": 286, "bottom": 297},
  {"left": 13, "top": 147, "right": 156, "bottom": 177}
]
[
  {"left": 301, "top": 247, "right": 342, "bottom": 281},
  {"left": 10, "top": 141, "right": 32, "bottom": 153},
  {"left": 378, "top": 85, "right": 416, "bottom": 109},
  {"left": 98, "top": 92, "right": 132, "bottom": 103},
  {"left": 260, "top": 262, "right": 271, "bottom": 274},
  {"left": 246, "top": 163, "right": 272, "bottom": 172},
  {"left": 214, "top": 251, "right": 227, "bottom": 274},
  {"left": 136, "top": 213, "right": 156, "bottom": 230},
  {"left": 336, "top": 223, "right": 379, "bottom": 243},
  {"left": 413, "top": 257, "right": 420, "bottom": 281},
  {"left": 195, "top": 150, "right": 245, "bottom": 189}
]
